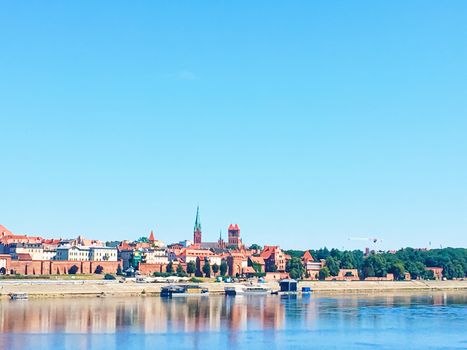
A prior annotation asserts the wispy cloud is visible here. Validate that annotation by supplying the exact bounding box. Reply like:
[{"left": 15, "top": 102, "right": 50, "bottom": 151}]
[{"left": 177, "top": 70, "right": 199, "bottom": 81}]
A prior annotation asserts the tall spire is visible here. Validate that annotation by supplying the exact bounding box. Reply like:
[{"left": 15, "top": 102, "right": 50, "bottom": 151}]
[
  {"left": 193, "top": 205, "right": 202, "bottom": 244},
  {"left": 194, "top": 205, "right": 201, "bottom": 231}
]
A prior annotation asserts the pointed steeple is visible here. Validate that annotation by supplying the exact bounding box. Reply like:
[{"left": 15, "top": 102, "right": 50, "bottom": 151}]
[
  {"left": 193, "top": 205, "right": 202, "bottom": 244},
  {"left": 148, "top": 230, "right": 155, "bottom": 242},
  {"left": 194, "top": 205, "right": 201, "bottom": 231}
]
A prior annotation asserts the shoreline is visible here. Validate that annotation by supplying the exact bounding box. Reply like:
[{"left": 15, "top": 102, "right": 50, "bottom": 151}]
[{"left": 1, "top": 280, "right": 467, "bottom": 299}]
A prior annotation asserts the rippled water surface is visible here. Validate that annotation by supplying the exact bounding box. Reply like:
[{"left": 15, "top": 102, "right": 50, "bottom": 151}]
[{"left": 0, "top": 292, "right": 466, "bottom": 349}]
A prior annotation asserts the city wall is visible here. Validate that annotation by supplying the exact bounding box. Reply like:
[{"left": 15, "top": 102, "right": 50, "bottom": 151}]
[{"left": 8, "top": 260, "right": 121, "bottom": 275}]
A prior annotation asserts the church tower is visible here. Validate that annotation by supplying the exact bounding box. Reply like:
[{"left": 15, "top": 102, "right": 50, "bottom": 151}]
[
  {"left": 193, "top": 206, "right": 202, "bottom": 244},
  {"left": 228, "top": 224, "right": 242, "bottom": 249}
]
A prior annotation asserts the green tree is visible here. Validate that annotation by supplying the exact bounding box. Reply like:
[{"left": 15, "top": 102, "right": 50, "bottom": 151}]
[
  {"left": 314, "top": 247, "right": 330, "bottom": 260},
  {"left": 285, "top": 250, "right": 305, "bottom": 258},
  {"left": 340, "top": 251, "right": 355, "bottom": 269},
  {"left": 326, "top": 256, "right": 340, "bottom": 276},
  {"left": 286, "top": 257, "right": 305, "bottom": 279},
  {"left": 406, "top": 261, "right": 426, "bottom": 279},
  {"left": 212, "top": 263, "right": 219, "bottom": 274},
  {"left": 135, "top": 237, "right": 149, "bottom": 243},
  {"left": 389, "top": 261, "right": 405, "bottom": 280},
  {"left": 289, "top": 268, "right": 300, "bottom": 279},
  {"left": 220, "top": 260, "right": 228, "bottom": 276},
  {"left": 176, "top": 264, "right": 185, "bottom": 276},
  {"left": 186, "top": 261, "right": 196, "bottom": 276},
  {"left": 166, "top": 261, "right": 174, "bottom": 274},
  {"left": 362, "top": 254, "right": 388, "bottom": 278},
  {"left": 202, "top": 259, "right": 211, "bottom": 277},
  {"left": 319, "top": 267, "right": 330, "bottom": 280},
  {"left": 330, "top": 248, "right": 342, "bottom": 261},
  {"left": 249, "top": 244, "right": 262, "bottom": 251}
]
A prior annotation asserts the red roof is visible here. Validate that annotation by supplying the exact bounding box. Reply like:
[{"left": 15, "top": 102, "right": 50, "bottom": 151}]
[
  {"left": 118, "top": 242, "right": 133, "bottom": 251},
  {"left": 42, "top": 238, "right": 61, "bottom": 244},
  {"left": 148, "top": 230, "right": 155, "bottom": 242},
  {"left": 260, "top": 245, "right": 278, "bottom": 259},
  {"left": 302, "top": 251, "right": 314, "bottom": 263},
  {"left": 249, "top": 256, "right": 265, "bottom": 265},
  {"left": 0, "top": 225, "right": 13, "bottom": 236}
]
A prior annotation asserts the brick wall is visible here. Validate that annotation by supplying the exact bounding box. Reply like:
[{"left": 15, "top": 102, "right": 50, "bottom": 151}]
[{"left": 9, "top": 260, "right": 121, "bottom": 275}]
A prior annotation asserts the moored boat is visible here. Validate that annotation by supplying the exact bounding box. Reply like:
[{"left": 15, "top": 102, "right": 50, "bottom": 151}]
[
  {"left": 225, "top": 284, "right": 271, "bottom": 296},
  {"left": 10, "top": 293, "right": 28, "bottom": 300},
  {"left": 161, "top": 285, "right": 209, "bottom": 298}
]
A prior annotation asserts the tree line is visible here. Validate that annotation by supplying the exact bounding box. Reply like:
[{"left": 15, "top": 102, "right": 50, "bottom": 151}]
[
  {"left": 285, "top": 247, "right": 467, "bottom": 280},
  {"left": 154, "top": 258, "right": 229, "bottom": 278}
]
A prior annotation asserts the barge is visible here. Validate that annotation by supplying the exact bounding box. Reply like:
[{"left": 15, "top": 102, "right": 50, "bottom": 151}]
[{"left": 161, "top": 285, "right": 209, "bottom": 298}]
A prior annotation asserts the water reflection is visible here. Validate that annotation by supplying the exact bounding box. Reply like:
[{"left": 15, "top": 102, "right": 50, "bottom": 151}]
[
  {"left": 0, "top": 292, "right": 465, "bottom": 334},
  {"left": 0, "top": 295, "right": 287, "bottom": 334},
  {"left": 0, "top": 292, "right": 466, "bottom": 350}
]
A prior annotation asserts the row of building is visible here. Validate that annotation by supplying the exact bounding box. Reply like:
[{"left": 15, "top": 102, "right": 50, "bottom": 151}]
[
  {"left": 0, "top": 207, "right": 325, "bottom": 279},
  {"left": 3, "top": 207, "right": 442, "bottom": 281}
]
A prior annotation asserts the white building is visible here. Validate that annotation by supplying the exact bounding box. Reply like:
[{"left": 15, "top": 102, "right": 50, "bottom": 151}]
[
  {"left": 6, "top": 243, "right": 46, "bottom": 260},
  {"left": 89, "top": 246, "right": 118, "bottom": 261},
  {"left": 56, "top": 245, "right": 117, "bottom": 262},
  {"left": 142, "top": 249, "right": 169, "bottom": 264},
  {"left": 56, "top": 245, "right": 90, "bottom": 261}
]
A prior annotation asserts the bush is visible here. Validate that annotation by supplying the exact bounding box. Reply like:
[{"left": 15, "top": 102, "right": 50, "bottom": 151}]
[
  {"left": 95, "top": 265, "right": 104, "bottom": 274},
  {"left": 104, "top": 273, "right": 116, "bottom": 280},
  {"left": 154, "top": 272, "right": 172, "bottom": 277},
  {"left": 190, "top": 277, "right": 202, "bottom": 283}
]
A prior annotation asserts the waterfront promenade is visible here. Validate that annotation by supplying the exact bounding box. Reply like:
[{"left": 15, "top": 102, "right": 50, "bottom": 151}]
[{"left": 1, "top": 279, "right": 467, "bottom": 298}]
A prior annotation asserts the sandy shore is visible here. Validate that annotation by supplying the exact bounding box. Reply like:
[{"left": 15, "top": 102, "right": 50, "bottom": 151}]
[{"left": 1, "top": 279, "right": 467, "bottom": 298}]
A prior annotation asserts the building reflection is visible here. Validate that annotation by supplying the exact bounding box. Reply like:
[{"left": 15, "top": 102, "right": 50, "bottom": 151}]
[
  {"left": 0, "top": 295, "right": 286, "bottom": 334},
  {"left": 0, "top": 292, "right": 465, "bottom": 336}
]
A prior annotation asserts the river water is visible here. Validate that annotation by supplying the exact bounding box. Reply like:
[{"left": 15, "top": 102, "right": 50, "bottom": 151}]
[{"left": 0, "top": 292, "right": 466, "bottom": 349}]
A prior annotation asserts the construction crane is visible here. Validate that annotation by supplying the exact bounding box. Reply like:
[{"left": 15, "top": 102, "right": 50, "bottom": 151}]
[
  {"left": 349, "top": 237, "right": 382, "bottom": 244},
  {"left": 348, "top": 237, "right": 383, "bottom": 253}
]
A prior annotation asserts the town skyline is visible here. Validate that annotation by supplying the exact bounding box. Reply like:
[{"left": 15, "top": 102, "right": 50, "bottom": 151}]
[{"left": 1, "top": 204, "right": 465, "bottom": 251}]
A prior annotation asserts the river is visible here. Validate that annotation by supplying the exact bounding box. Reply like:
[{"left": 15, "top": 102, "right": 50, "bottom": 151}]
[{"left": 0, "top": 292, "right": 466, "bottom": 349}]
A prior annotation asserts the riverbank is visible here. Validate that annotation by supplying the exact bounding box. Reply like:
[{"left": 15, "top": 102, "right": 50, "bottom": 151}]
[{"left": 1, "top": 279, "right": 467, "bottom": 298}]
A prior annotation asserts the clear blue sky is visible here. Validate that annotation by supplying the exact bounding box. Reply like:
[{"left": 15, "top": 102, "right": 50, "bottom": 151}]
[{"left": 1, "top": 1, "right": 466, "bottom": 250}]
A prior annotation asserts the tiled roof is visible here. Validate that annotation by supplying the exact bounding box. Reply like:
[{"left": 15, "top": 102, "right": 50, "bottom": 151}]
[{"left": 249, "top": 256, "right": 265, "bottom": 265}]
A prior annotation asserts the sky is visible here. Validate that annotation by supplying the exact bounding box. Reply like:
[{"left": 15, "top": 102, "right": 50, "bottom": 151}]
[{"left": 1, "top": 1, "right": 466, "bottom": 250}]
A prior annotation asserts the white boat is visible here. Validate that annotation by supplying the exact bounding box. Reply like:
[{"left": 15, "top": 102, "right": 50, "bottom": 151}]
[
  {"left": 136, "top": 276, "right": 156, "bottom": 283},
  {"left": 10, "top": 293, "right": 28, "bottom": 300},
  {"left": 225, "top": 284, "right": 271, "bottom": 296}
]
